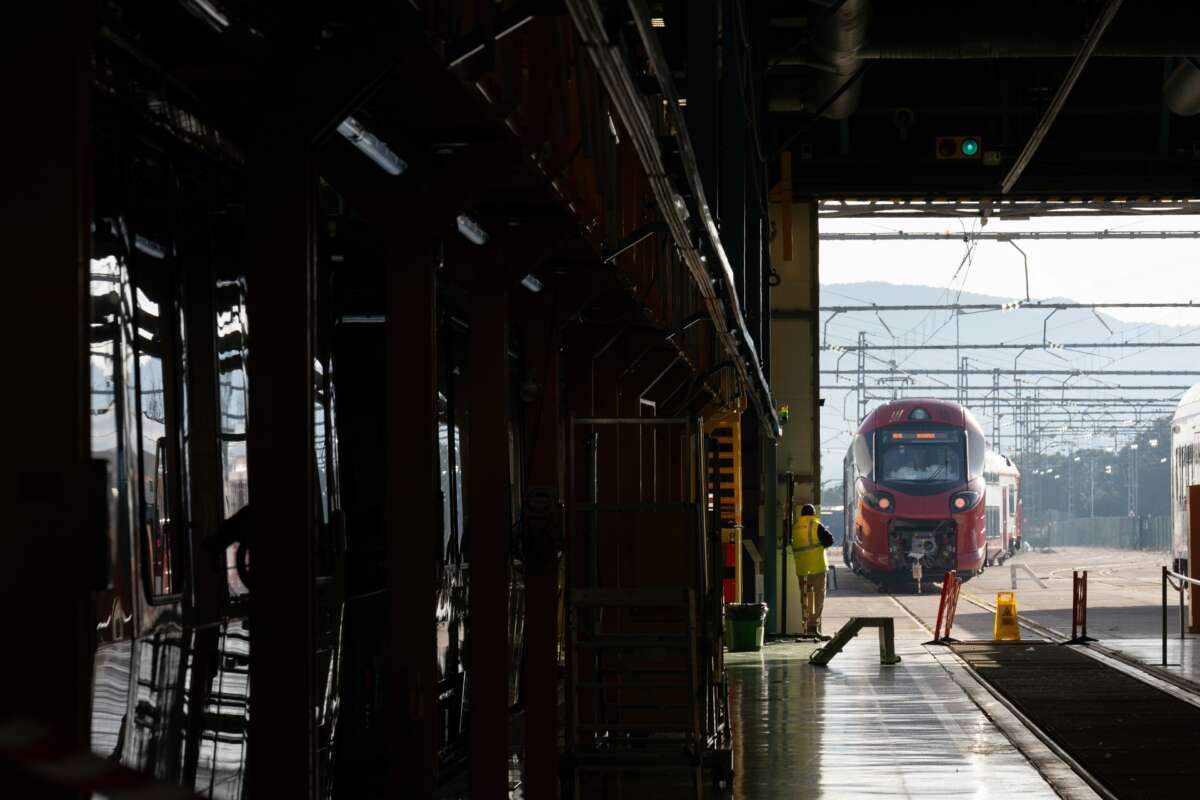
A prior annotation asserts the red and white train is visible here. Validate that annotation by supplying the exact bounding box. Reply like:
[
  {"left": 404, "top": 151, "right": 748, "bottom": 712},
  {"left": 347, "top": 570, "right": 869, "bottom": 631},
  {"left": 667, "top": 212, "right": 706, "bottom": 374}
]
[{"left": 842, "top": 399, "right": 1018, "bottom": 582}]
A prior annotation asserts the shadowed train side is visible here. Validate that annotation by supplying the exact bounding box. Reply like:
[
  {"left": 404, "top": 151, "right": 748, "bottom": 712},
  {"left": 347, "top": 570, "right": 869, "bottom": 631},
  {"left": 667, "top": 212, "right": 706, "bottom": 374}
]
[
  {"left": 842, "top": 399, "right": 990, "bottom": 583},
  {"left": 83, "top": 113, "right": 522, "bottom": 795}
]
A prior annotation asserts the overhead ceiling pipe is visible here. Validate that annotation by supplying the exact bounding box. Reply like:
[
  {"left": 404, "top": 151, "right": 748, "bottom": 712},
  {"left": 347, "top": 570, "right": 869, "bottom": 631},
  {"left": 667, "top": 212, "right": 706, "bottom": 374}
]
[
  {"left": 1164, "top": 58, "right": 1200, "bottom": 116},
  {"left": 768, "top": 0, "right": 870, "bottom": 119},
  {"left": 831, "top": 31, "right": 1200, "bottom": 60}
]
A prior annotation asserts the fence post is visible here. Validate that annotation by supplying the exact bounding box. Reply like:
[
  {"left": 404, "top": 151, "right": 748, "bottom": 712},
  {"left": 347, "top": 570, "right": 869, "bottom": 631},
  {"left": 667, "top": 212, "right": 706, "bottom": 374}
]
[
  {"left": 1081, "top": 570, "right": 1088, "bottom": 638},
  {"left": 1162, "top": 565, "right": 1169, "bottom": 667},
  {"left": 1181, "top": 573, "right": 1187, "bottom": 643},
  {"left": 1073, "top": 571, "right": 1080, "bottom": 640},
  {"left": 1070, "top": 570, "right": 1092, "bottom": 643}
]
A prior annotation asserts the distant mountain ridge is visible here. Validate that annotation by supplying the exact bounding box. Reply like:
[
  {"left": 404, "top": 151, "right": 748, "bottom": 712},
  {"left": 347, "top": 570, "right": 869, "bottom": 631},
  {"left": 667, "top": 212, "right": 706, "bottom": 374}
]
[
  {"left": 816, "top": 282, "right": 1197, "bottom": 480},
  {"left": 821, "top": 281, "right": 1195, "bottom": 353}
]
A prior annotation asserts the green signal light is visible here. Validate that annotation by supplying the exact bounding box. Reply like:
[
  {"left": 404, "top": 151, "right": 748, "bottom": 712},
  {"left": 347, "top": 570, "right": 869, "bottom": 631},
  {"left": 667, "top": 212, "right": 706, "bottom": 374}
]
[{"left": 961, "top": 138, "right": 980, "bottom": 157}]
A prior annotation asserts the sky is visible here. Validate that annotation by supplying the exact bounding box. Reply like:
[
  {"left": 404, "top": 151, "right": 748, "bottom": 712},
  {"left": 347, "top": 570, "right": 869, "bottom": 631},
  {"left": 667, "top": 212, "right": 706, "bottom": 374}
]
[
  {"left": 820, "top": 213, "right": 1200, "bottom": 326},
  {"left": 816, "top": 212, "right": 1200, "bottom": 485}
]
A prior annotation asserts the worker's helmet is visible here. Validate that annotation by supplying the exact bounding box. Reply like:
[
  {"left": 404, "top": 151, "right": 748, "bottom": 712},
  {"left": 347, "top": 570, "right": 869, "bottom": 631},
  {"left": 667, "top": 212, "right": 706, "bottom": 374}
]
[{"left": 800, "top": 503, "right": 816, "bottom": 517}]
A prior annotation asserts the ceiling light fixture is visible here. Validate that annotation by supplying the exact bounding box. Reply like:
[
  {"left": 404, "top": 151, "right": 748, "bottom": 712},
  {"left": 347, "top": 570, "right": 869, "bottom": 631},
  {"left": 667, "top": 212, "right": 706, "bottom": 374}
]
[
  {"left": 134, "top": 235, "right": 167, "bottom": 259},
  {"left": 185, "top": 0, "right": 230, "bottom": 30},
  {"left": 456, "top": 214, "right": 489, "bottom": 245},
  {"left": 651, "top": 17, "right": 666, "bottom": 28},
  {"left": 519, "top": 274, "right": 544, "bottom": 293},
  {"left": 337, "top": 116, "right": 407, "bottom": 176}
]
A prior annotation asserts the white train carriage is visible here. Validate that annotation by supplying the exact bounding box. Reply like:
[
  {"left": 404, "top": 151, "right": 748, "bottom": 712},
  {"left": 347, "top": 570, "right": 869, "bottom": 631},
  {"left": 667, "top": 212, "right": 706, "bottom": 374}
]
[
  {"left": 1170, "top": 384, "right": 1200, "bottom": 574},
  {"left": 983, "top": 450, "right": 1021, "bottom": 565}
]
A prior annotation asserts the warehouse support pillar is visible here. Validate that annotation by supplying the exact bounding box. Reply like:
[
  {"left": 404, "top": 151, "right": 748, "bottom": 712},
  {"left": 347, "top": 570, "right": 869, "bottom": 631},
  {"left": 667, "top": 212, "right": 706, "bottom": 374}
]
[
  {"left": 521, "top": 300, "right": 564, "bottom": 799},
  {"left": 767, "top": 188, "right": 820, "bottom": 635},
  {"left": 386, "top": 229, "right": 441, "bottom": 794},
  {"left": 1, "top": 5, "right": 94, "bottom": 797},
  {"left": 468, "top": 279, "right": 513, "bottom": 795},
  {"left": 246, "top": 144, "right": 318, "bottom": 798}
]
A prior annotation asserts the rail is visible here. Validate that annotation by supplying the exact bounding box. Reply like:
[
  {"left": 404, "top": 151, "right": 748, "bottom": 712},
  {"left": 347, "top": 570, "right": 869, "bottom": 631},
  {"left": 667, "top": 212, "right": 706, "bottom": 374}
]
[{"left": 1161, "top": 566, "right": 1199, "bottom": 666}]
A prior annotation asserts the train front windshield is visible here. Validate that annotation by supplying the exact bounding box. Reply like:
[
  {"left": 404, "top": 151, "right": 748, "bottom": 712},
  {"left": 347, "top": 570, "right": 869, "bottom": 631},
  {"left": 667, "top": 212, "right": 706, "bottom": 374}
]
[{"left": 874, "top": 427, "right": 967, "bottom": 490}]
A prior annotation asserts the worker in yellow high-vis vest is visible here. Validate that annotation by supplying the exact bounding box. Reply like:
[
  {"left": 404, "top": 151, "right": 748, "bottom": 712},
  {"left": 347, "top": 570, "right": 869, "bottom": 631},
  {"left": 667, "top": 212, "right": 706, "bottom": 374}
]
[{"left": 791, "top": 504, "right": 834, "bottom": 635}]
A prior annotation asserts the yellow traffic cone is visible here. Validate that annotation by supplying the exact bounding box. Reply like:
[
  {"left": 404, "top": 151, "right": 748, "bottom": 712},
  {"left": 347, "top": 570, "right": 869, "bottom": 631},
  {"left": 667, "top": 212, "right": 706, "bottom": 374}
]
[{"left": 994, "top": 591, "right": 1021, "bottom": 641}]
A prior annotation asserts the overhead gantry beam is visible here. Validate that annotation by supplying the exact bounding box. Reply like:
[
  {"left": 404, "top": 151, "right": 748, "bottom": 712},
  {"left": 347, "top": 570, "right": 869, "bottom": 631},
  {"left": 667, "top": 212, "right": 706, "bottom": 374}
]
[
  {"left": 817, "top": 199, "right": 1200, "bottom": 219},
  {"left": 820, "top": 230, "right": 1200, "bottom": 241},
  {"left": 818, "top": 302, "right": 1200, "bottom": 312},
  {"left": 823, "top": 369, "right": 1200, "bottom": 376},
  {"left": 823, "top": 341, "right": 1200, "bottom": 351}
]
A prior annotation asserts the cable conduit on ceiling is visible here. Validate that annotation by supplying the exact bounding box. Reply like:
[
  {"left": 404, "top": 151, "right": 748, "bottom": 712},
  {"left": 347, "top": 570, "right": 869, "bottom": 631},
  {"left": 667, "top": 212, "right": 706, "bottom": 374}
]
[{"left": 564, "top": 0, "right": 781, "bottom": 438}]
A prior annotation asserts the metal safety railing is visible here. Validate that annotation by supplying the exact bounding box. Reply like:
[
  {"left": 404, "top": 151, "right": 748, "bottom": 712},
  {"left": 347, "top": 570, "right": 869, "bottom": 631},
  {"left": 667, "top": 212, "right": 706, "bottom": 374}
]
[{"left": 1161, "top": 565, "right": 1198, "bottom": 666}]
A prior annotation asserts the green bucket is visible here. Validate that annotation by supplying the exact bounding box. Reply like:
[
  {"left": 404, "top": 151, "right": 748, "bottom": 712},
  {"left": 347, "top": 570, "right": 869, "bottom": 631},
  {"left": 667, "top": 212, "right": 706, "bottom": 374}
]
[{"left": 724, "top": 603, "right": 768, "bottom": 652}]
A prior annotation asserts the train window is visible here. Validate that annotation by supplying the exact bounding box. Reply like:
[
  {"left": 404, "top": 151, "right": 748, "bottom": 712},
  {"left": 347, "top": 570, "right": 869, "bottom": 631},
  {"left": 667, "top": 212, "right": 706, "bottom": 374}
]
[
  {"left": 437, "top": 316, "right": 469, "bottom": 755},
  {"left": 851, "top": 434, "right": 872, "bottom": 480},
  {"left": 875, "top": 427, "right": 965, "bottom": 484},
  {"left": 129, "top": 247, "right": 185, "bottom": 601},
  {"left": 966, "top": 429, "right": 986, "bottom": 479},
  {"left": 215, "top": 273, "right": 250, "bottom": 597},
  {"left": 314, "top": 358, "right": 331, "bottom": 524},
  {"left": 90, "top": 240, "right": 123, "bottom": 580}
]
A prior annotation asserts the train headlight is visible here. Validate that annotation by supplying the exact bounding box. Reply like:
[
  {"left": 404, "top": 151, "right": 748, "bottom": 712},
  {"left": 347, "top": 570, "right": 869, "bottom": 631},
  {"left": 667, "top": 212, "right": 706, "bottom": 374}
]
[
  {"left": 863, "top": 490, "right": 895, "bottom": 513},
  {"left": 950, "top": 491, "right": 981, "bottom": 512}
]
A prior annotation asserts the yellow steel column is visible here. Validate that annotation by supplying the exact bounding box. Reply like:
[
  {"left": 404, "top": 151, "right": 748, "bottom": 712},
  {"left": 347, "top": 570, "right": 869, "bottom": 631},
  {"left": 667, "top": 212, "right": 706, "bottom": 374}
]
[{"left": 705, "top": 409, "right": 745, "bottom": 603}]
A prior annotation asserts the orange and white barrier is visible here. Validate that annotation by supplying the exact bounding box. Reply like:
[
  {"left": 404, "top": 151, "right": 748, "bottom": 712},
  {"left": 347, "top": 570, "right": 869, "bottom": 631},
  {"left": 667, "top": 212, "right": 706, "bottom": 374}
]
[
  {"left": 931, "top": 569, "right": 962, "bottom": 643},
  {"left": 1070, "top": 569, "right": 1094, "bottom": 643}
]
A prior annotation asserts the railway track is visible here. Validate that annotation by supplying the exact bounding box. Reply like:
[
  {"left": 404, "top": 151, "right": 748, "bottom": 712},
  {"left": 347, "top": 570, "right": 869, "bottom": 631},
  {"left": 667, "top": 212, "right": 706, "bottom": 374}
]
[{"left": 886, "top": 581, "right": 1200, "bottom": 800}]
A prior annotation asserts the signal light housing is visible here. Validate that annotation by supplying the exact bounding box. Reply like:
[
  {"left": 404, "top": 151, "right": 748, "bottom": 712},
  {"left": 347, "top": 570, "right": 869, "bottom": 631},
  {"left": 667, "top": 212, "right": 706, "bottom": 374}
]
[
  {"left": 935, "top": 136, "right": 983, "bottom": 160},
  {"left": 950, "top": 490, "right": 981, "bottom": 512},
  {"left": 862, "top": 489, "right": 896, "bottom": 513}
]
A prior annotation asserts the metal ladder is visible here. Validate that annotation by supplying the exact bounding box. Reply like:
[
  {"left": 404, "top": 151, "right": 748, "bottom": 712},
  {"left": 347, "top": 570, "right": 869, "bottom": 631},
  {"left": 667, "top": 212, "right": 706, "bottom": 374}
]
[{"left": 563, "top": 415, "right": 719, "bottom": 799}]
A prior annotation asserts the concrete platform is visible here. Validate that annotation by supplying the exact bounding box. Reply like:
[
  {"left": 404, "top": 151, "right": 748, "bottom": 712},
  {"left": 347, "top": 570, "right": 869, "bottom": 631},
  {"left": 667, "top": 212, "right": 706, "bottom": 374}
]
[
  {"left": 444, "top": 547, "right": 1198, "bottom": 798},
  {"left": 724, "top": 570, "right": 1094, "bottom": 799}
]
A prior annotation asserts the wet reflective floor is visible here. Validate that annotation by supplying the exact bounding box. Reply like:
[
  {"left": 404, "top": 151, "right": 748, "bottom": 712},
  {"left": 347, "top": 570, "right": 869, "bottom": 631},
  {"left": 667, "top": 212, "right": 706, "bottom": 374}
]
[
  {"left": 724, "top": 575, "right": 1066, "bottom": 799},
  {"left": 1099, "top": 637, "right": 1200, "bottom": 683}
]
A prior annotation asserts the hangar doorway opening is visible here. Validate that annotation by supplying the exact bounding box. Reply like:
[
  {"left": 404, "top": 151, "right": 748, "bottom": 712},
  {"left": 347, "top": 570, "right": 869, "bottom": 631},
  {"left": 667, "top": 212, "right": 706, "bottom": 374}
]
[{"left": 812, "top": 203, "right": 1200, "bottom": 650}]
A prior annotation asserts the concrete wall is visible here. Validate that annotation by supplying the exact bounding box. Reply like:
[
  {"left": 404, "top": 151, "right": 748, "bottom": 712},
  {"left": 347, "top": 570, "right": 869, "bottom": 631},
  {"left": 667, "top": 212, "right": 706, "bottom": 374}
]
[{"left": 766, "top": 201, "right": 821, "bottom": 634}]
